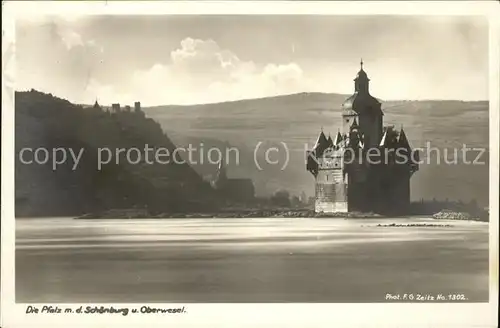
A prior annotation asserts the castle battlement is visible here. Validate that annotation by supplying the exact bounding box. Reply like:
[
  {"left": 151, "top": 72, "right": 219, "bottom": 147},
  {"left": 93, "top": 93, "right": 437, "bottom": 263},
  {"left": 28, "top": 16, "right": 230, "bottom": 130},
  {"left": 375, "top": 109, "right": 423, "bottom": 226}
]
[{"left": 91, "top": 100, "right": 143, "bottom": 115}]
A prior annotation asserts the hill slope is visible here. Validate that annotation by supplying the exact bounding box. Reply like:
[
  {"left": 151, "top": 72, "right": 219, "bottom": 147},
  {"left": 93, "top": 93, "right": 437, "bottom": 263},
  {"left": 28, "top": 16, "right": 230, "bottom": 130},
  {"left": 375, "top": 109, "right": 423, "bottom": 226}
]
[
  {"left": 15, "top": 90, "right": 217, "bottom": 217},
  {"left": 144, "top": 92, "right": 489, "bottom": 206}
]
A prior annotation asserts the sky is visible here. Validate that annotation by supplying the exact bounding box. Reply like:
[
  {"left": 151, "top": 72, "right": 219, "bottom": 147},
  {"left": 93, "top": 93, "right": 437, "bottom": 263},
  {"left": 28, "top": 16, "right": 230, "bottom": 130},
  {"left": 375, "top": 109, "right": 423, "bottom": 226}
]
[{"left": 16, "top": 15, "right": 489, "bottom": 106}]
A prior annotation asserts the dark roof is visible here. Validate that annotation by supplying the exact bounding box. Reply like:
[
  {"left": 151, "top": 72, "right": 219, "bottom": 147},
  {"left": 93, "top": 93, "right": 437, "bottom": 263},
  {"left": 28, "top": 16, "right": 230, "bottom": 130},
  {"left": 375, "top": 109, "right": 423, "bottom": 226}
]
[
  {"left": 327, "top": 135, "right": 334, "bottom": 148},
  {"left": 355, "top": 68, "right": 369, "bottom": 81},
  {"left": 348, "top": 130, "right": 363, "bottom": 148},
  {"left": 379, "top": 127, "right": 399, "bottom": 148},
  {"left": 314, "top": 130, "right": 328, "bottom": 146},
  {"left": 398, "top": 128, "right": 411, "bottom": 150},
  {"left": 342, "top": 92, "right": 383, "bottom": 116},
  {"left": 333, "top": 131, "right": 343, "bottom": 145},
  {"left": 309, "top": 130, "right": 331, "bottom": 158},
  {"left": 314, "top": 130, "right": 328, "bottom": 147},
  {"left": 342, "top": 61, "right": 383, "bottom": 116}
]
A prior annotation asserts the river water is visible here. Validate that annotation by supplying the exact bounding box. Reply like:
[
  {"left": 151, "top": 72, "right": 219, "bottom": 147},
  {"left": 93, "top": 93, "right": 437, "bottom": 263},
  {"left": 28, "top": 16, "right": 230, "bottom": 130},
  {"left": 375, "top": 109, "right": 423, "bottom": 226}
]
[{"left": 16, "top": 217, "right": 489, "bottom": 302}]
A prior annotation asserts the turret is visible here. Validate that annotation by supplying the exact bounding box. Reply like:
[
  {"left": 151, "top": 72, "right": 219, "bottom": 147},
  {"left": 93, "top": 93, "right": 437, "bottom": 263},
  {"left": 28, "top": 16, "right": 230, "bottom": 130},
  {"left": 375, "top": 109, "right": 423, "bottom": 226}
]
[
  {"left": 312, "top": 130, "right": 329, "bottom": 157},
  {"left": 397, "top": 127, "right": 411, "bottom": 150},
  {"left": 327, "top": 135, "right": 334, "bottom": 148},
  {"left": 333, "top": 131, "right": 343, "bottom": 147},
  {"left": 354, "top": 59, "right": 370, "bottom": 94},
  {"left": 379, "top": 126, "right": 399, "bottom": 149},
  {"left": 307, "top": 130, "right": 330, "bottom": 176},
  {"left": 341, "top": 60, "right": 383, "bottom": 148},
  {"left": 134, "top": 101, "right": 141, "bottom": 112},
  {"left": 111, "top": 103, "right": 121, "bottom": 112},
  {"left": 397, "top": 127, "right": 419, "bottom": 174}
]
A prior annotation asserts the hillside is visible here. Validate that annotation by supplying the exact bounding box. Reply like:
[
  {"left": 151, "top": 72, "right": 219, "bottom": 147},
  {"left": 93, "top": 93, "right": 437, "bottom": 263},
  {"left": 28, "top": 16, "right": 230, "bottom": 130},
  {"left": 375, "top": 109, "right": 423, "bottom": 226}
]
[
  {"left": 15, "top": 90, "right": 218, "bottom": 217},
  {"left": 144, "top": 92, "right": 489, "bottom": 206}
]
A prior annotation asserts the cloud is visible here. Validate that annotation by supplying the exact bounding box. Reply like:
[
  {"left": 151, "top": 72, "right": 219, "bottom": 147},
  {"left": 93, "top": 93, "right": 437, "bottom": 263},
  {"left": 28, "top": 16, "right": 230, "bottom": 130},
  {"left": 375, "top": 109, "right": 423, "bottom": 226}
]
[
  {"left": 125, "top": 38, "right": 311, "bottom": 105},
  {"left": 169, "top": 37, "right": 257, "bottom": 87},
  {"left": 16, "top": 17, "right": 488, "bottom": 105},
  {"left": 58, "top": 28, "right": 84, "bottom": 50},
  {"left": 262, "top": 63, "right": 304, "bottom": 91},
  {"left": 16, "top": 21, "right": 105, "bottom": 103},
  {"left": 18, "top": 28, "right": 311, "bottom": 105}
]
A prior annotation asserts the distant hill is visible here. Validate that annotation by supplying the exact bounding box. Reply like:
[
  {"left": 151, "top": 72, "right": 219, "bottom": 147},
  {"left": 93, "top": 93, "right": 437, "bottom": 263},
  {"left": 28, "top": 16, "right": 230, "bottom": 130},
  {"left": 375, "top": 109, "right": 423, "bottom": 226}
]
[
  {"left": 144, "top": 92, "right": 489, "bottom": 207},
  {"left": 15, "top": 90, "right": 218, "bottom": 217}
]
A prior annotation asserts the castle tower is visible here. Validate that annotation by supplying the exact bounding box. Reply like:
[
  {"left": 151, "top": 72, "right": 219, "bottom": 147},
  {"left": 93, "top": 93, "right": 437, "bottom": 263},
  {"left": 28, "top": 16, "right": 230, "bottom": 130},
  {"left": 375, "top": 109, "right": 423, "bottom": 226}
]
[
  {"left": 307, "top": 130, "right": 348, "bottom": 213},
  {"left": 134, "top": 101, "right": 141, "bottom": 112},
  {"left": 111, "top": 103, "right": 121, "bottom": 112},
  {"left": 354, "top": 59, "right": 369, "bottom": 93},
  {"left": 393, "top": 127, "right": 418, "bottom": 212},
  {"left": 341, "top": 60, "right": 383, "bottom": 148}
]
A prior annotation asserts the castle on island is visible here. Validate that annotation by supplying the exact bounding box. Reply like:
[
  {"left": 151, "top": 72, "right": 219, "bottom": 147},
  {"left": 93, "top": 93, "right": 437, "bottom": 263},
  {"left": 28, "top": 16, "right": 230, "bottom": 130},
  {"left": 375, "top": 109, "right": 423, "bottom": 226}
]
[{"left": 306, "top": 60, "right": 419, "bottom": 214}]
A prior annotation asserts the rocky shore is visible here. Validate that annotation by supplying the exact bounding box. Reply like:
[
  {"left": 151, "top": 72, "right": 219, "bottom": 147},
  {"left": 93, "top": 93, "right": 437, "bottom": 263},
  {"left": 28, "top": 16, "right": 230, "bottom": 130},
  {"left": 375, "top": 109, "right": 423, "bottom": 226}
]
[
  {"left": 75, "top": 208, "right": 488, "bottom": 221},
  {"left": 432, "top": 209, "right": 487, "bottom": 221},
  {"left": 376, "top": 223, "right": 453, "bottom": 228},
  {"left": 75, "top": 209, "right": 385, "bottom": 219}
]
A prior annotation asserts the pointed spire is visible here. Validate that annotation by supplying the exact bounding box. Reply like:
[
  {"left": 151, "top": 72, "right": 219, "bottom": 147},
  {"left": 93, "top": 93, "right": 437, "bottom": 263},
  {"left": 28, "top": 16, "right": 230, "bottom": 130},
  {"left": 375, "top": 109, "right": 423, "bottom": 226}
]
[
  {"left": 327, "top": 134, "right": 334, "bottom": 147},
  {"left": 360, "top": 58, "right": 363, "bottom": 70},
  {"left": 398, "top": 127, "right": 411, "bottom": 149},
  {"left": 314, "top": 130, "right": 328, "bottom": 147},
  {"left": 313, "top": 129, "right": 329, "bottom": 156},
  {"left": 379, "top": 129, "right": 388, "bottom": 147},
  {"left": 333, "top": 130, "right": 343, "bottom": 145},
  {"left": 358, "top": 137, "right": 364, "bottom": 149},
  {"left": 218, "top": 157, "right": 228, "bottom": 179}
]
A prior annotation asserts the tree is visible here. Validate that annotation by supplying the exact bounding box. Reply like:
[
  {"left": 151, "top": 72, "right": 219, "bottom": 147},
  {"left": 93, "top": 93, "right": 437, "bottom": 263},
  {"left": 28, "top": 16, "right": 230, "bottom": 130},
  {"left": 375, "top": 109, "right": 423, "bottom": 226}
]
[{"left": 271, "top": 189, "right": 291, "bottom": 207}]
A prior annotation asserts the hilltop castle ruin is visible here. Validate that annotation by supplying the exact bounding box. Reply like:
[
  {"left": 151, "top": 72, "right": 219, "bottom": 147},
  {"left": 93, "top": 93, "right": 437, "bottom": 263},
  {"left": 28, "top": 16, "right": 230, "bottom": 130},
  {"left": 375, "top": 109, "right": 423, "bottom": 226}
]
[{"left": 92, "top": 100, "right": 144, "bottom": 116}]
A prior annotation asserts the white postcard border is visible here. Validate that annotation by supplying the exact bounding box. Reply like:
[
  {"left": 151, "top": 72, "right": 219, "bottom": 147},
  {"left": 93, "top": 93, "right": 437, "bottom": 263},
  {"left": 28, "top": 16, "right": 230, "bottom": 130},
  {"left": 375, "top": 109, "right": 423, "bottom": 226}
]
[{"left": 2, "top": 1, "right": 499, "bottom": 328}]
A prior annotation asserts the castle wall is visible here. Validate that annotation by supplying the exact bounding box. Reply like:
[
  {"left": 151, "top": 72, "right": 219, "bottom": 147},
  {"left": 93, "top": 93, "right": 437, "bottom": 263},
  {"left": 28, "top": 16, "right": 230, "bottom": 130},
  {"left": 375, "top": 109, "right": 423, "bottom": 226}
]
[
  {"left": 315, "top": 178, "right": 348, "bottom": 213},
  {"left": 388, "top": 170, "right": 410, "bottom": 213},
  {"left": 372, "top": 166, "right": 411, "bottom": 213},
  {"left": 314, "top": 157, "right": 348, "bottom": 213},
  {"left": 316, "top": 199, "right": 348, "bottom": 213}
]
